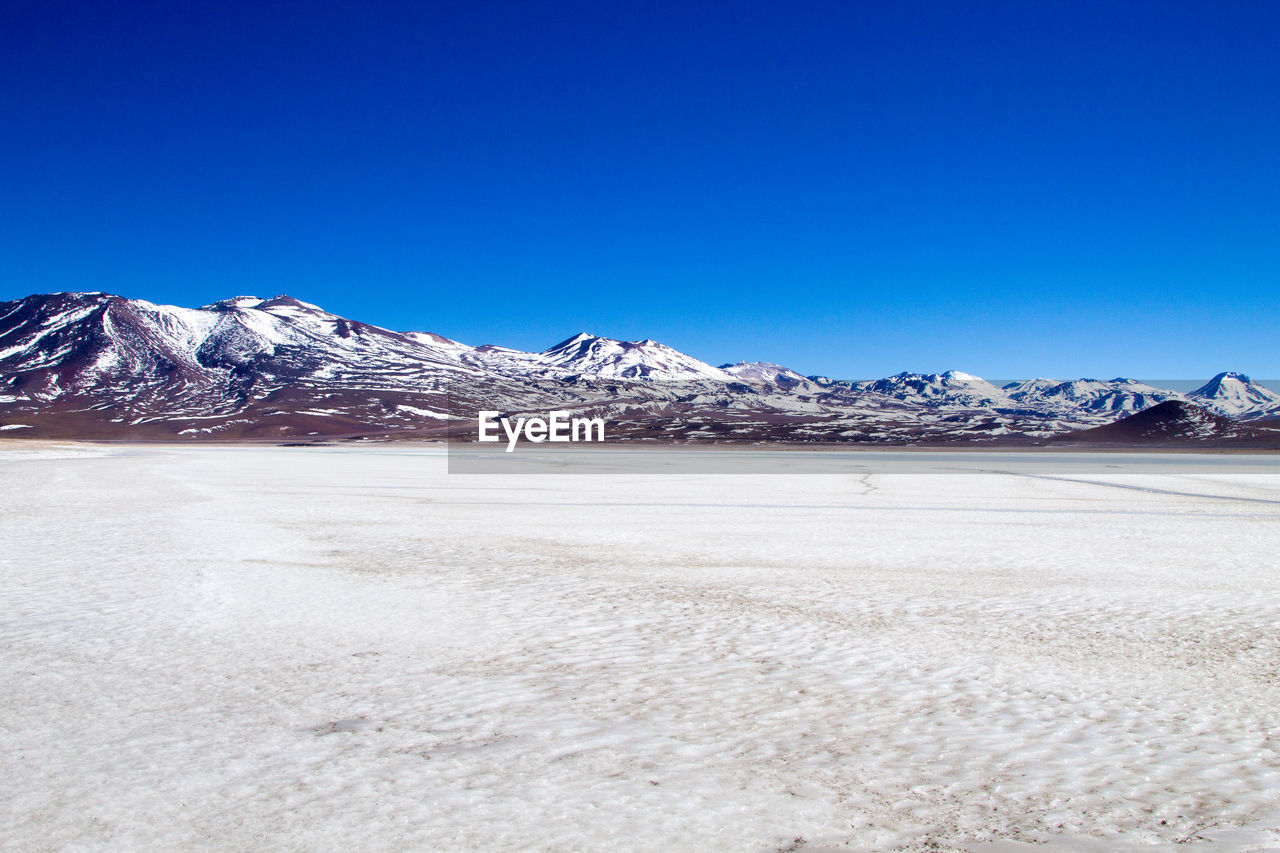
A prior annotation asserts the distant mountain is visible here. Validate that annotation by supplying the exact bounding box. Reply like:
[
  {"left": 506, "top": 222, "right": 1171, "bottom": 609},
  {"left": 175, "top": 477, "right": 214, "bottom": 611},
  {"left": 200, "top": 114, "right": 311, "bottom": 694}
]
[
  {"left": 1002, "top": 377, "right": 1183, "bottom": 418},
  {"left": 719, "top": 361, "right": 813, "bottom": 390},
  {"left": 857, "top": 370, "right": 1012, "bottom": 409},
  {"left": 1054, "top": 400, "right": 1279, "bottom": 447},
  {"left": 0, "top": 292, "right": 492, "bottom": 438},
  {"left": 1188, "top": 372, "right": 1280, "bottom": 421},
  {"left": 0, "top": 292, "right": 781, "bottom": 439},
  {"left": 476, "top": 332, "right": 734, "bottom": 382},
  {"left": 1, "top": 291, "right": 1275, "bottom": 446}
]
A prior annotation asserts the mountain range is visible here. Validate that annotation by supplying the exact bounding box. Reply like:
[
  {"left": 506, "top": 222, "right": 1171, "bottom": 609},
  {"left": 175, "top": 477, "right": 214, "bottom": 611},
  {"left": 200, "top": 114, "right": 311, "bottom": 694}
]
[{"left": 2, "top": 291, "right": 1278, "bottom": 446}]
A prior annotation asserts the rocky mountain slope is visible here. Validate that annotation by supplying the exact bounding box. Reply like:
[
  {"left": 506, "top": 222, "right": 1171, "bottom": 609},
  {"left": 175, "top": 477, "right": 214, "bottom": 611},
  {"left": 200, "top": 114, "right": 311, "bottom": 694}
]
[{"left": 1053, "top": 400, "right": 1279, "bottom": 447}]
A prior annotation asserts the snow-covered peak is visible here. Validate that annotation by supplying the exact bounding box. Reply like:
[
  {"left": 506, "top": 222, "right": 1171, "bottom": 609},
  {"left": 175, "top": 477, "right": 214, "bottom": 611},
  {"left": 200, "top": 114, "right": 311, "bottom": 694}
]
[
  {"left": 404, "top": 330, "right": 468, "bottom": 348},
  {"left": 1003, "top": 377, "right": 1182, "bottom": 417},
  {"left": 860, "top": 371, "right": 1009, "bottom": 406},
  {"left": 509, "top": 333, "right": 733, "bottom": 381},
  {"left": 540, "top": 332, "right": 605, "bottom": 356},
  {"left": 1189, "top": 372, "right": 1280, "bottom": 420},
  {"left": 1004, "top": 377, "right": 1170, "bottom": 397},
  {"left": 256, "top": 295, "right": 330, "bottom": 315},
  {"left": 720, "top": 361, "right": 813, "bottom": 389},
  {"left": 203, "top": 296, "right": 266, "bottom": 310},
  {"left": 555, "top": 332, "right": 597, "bottom": 347},
  {"left": 202, "top": 294, "right": 328, "bottom": 316}
]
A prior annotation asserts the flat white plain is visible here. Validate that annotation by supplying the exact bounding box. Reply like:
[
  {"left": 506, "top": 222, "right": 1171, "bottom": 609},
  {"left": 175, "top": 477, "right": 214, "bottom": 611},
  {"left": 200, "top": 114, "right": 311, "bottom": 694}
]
[{"left": 2, "top": 444, "right": 1279, "bottom": 852}]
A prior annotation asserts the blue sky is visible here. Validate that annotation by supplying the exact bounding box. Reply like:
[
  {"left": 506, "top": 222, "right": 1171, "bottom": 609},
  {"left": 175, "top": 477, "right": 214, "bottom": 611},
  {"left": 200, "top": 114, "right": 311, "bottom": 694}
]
[{"left": 2, "top": 1, "right": 1277, "bottom": 379}]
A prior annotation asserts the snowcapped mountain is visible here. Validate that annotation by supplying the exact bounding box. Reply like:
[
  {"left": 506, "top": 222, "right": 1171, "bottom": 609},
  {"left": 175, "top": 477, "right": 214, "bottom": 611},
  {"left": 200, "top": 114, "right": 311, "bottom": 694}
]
[
  {"left": 471, "top": 332, "right": 735, "bottom": 382},
  {"left": 0, "top": 292, "right": 468, "bottom": 390},
  {"left": 0, "top": 292, "right": 492, "bottom": 437},
  {"left": 0, "top": 293, "right": 774, "bottom": 439},
  {"left": 1002, "top": 377, "right": 1184, "bottom": 418},
  {"left": 857, "top": 371, "right": 1012, "bottom": 409},
  {"left": 1, "top": 291, "right": 1275, "bottom": 446},
  {"left": 719, "top": 361, "right": 814, "bottom": 390},
  {"left": 1187, "top": 372, "right": 1280, "bottom": 421}
]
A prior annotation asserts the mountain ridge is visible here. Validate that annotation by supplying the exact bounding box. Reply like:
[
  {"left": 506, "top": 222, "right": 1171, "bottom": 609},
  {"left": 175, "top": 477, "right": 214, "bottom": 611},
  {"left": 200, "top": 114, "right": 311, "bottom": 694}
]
[
  {"left": 1054, "top": 400, "right": 1280, "bottom": 447},
  {"left": 2, "top": 291, "right": 1277, "bottom": 445}
]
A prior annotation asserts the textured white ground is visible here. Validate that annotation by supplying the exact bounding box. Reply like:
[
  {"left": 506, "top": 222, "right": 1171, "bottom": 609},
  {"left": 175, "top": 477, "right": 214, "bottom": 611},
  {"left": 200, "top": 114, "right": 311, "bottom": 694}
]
[{"left": 3, "top": 445, "right": 1280, "bottom": 852}]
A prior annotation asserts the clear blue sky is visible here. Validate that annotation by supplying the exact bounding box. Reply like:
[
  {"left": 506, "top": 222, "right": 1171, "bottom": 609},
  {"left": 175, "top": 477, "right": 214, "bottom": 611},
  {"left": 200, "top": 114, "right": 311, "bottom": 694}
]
[{"left": 2, "top": 1, "right": 1277, "bottom": 379}]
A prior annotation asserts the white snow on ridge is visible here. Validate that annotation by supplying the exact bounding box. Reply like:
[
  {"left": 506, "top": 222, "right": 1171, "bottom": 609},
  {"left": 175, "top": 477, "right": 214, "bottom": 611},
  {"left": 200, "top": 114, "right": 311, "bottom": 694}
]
[
  {"left": 395, "top": 404, "right": 453, "bottom": 419},
  {"left": 199, "top": 296, "right": 269, "bottom": 310},
  {"left": 5, "top": 291, "right": 1280, "bottom": 432},
  {"left": 1003, "top": 377, "right": 1185, "bottom": 418},
  {"left": 469, "top": 332, "right": 735, "bottom": 382},
  {"left": 720, "top": 361, "right": 814, "bottom": 388},
  {"left": 1189, "top": 372, "right": 1280, "bottom": 420},
  {"left": 536, "top": 332, "right": 734, "bottom": 381},
  {"left": 0, "top": 301, "right": 103, "bottom": 361},
  {"left": 403, "top": 331, "right": 473, "bottom": 359},
  {"left": 857, "top": 370, "right": 1012, "bottom": 408}
]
